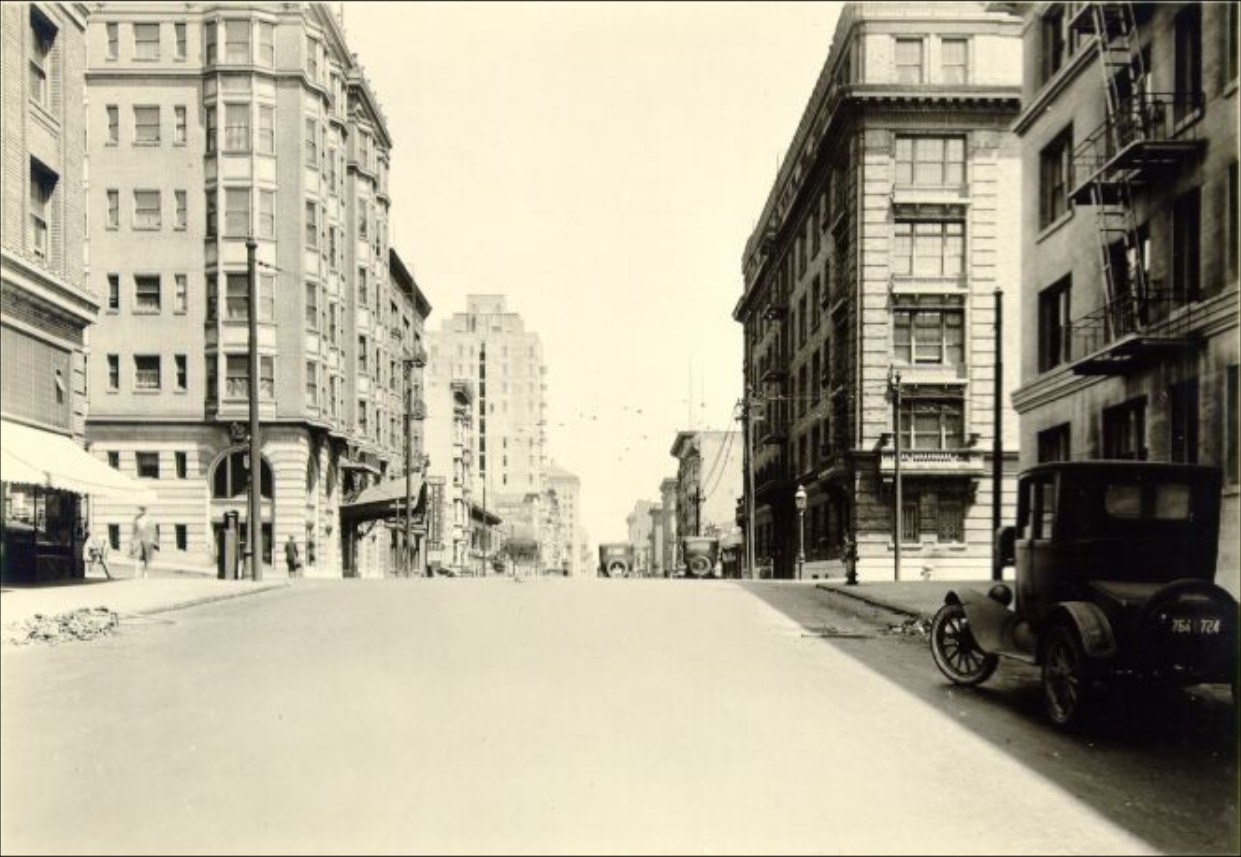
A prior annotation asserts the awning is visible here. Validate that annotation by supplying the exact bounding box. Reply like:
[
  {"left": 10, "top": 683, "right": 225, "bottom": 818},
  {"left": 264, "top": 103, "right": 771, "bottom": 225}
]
[
  {"left": 340, "top": 477, "right": 426, "bottom": 523},
  {"left": 0, "top": 419, "right": 157, "bottom": 504}
]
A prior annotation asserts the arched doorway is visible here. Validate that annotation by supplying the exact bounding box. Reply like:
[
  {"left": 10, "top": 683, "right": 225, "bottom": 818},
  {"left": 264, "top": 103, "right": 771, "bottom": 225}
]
[{"left": 209, "top": 448, "right": 274, "bottom": 567}]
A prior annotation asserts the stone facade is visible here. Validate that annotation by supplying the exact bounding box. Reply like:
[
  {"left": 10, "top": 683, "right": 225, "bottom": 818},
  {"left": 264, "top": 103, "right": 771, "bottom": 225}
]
[{"left": 735, "top": 2, "right": 1024, "bottom": 581}]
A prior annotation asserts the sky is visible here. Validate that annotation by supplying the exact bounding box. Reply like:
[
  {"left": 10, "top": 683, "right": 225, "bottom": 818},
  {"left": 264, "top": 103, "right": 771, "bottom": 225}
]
[{"left": 342, "top": 1, "right": 845, "bottom": 546}]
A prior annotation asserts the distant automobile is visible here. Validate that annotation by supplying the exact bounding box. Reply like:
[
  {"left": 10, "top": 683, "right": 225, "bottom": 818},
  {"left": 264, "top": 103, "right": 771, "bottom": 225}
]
[{"left": 598, "top": 543, "right": 634, "bottom": 578}]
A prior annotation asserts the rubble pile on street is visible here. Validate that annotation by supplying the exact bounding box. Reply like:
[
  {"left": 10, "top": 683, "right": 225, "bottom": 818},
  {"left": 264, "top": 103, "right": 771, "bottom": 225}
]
[
  {"left": 882, "top": 616, "right": 932, "bottom": 637},
  {"left": 2, "top": 608, "right": 119, "bottom": 646}
]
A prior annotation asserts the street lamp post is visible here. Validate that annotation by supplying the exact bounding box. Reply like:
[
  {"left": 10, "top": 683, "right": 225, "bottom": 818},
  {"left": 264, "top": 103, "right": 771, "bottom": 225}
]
[
  {"left": 794, "top": 483, "right": 807, "bottom": 581},
  {"left": 889, "top": 368, "right": 903, "bottom": 582}
]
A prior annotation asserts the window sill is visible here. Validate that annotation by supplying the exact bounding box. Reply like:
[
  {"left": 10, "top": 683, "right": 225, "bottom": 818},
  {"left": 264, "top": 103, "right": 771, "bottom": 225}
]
[
  {"left": 133, "top": 141, "right": 162, "bottom": 147},
  {"left": 133, "top": 389, "right": 162, "bottom": 395},
  {"left": 1036, "top": 209, "right": 1074, "bottom": 244},
  {"left": 132, "top": 226, "right": 162, "bottom": 232}
]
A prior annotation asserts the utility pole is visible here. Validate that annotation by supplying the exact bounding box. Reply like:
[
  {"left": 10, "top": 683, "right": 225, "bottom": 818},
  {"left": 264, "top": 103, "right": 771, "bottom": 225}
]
[
  {"left": 744, "top": 387, "right": 757, "bottom": 580},
  {"left": 246, "top": 237, "right": 263, "bottom": 581},
  {"left": 992, "top": 287, "right": 1004, "bottom": 581},
  {"left": 404, "top": 356, "right": 413, "bottom": 577},
  {"left": 891, "top": 368, "right": 902, "bottom": 583}
]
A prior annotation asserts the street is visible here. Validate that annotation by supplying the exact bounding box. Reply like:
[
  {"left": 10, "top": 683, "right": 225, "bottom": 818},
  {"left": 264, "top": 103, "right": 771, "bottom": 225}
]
[{"left": 1, "top": 578, "right": 1236, "bottom": 856}]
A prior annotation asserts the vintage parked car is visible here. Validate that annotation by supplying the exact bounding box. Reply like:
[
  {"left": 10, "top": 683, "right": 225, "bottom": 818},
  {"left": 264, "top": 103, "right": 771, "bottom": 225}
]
[{"left": 929, "top": 461, "right": 1238, "bottom": 728}]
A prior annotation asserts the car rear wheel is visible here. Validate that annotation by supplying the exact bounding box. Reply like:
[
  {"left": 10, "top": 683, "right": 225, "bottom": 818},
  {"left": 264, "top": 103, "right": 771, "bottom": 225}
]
[
  {"left": 930, "top": 603, "right": 998, "bottom": 686},
  {"left": 1042, "top": 624, "right": 1096, "bottom": 728}
]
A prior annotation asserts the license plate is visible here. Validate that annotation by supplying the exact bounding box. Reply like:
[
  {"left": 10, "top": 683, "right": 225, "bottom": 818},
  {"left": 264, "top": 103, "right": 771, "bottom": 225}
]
[{"left": 1170, "top": 617, "right": 1222, "bottom": 635}]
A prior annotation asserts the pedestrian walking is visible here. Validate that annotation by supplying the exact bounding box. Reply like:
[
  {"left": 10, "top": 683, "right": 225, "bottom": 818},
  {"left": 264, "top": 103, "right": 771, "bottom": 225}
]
[
  {"left": 130, "top": 507, "right": 156, "bottom": 579},
  {"left": 285, "top": 534, "right": 302, "bottom": 578}
]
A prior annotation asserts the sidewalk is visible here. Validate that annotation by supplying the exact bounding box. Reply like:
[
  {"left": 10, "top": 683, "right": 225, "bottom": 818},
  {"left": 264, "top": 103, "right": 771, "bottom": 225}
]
[
  {"left": 1, "top": 571, "right": 289, "bottom": 632},
  {"left": 815, "top": 579, "right": 985, "bottom": 619}
]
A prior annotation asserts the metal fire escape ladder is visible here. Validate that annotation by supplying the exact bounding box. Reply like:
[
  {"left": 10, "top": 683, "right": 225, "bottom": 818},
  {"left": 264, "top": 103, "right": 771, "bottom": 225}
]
[{"left": 1086, "top": 2, "right": 1149, "bottom": 334}]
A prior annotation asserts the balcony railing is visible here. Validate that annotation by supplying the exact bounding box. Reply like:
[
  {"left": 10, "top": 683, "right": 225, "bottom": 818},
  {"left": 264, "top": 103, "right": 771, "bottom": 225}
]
[
  {"left": 878, "top": 448, "right": 984, "bottom": 480},
  {"left": 1066, "top": 287, "right": 1198, "bottom": 375},
  {"left": 1070, "top": 91, "right": 1206, "bottom": 202}
]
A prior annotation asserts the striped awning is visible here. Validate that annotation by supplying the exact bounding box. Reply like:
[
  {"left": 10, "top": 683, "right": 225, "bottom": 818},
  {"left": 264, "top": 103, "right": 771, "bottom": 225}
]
[{"left": 0, "top": 419, "right": 156, "bottom": 504}]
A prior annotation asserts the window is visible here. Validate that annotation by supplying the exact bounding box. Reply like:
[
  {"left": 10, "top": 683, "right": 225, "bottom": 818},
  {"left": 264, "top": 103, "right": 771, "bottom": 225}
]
[
  {"left": 225, "top": 355, "right": 248, "bottom": 398},
  {"left": 134, "top": 274, "right": 161, "bottom": 312},
  {"left": 1174, "top": 4, "right": 1202, "bottom": 123},
  {"left": 225, "top": 273, "right": 249, "bottom": 320},
  {"left": 358, "top": 335, "right": 369, "bottom": 375},
  {"left": 174, "top": 105, "right": 187, "bottom": 145},
  {"left": 1229, "top": 163, "right": 1238, "bottom": 278},
  {"left": 107, "top": 105, "right": 119, "bottom": 144},
  {"left": 107, "top": 188, "right": 119, "bottom": 229},
  {"left": 136, "top": 452, "right": 160, "bottom": 478},
  {"left": 1037, "top": 423, "right": 1071, "bottom": 463},
  {"left": 134, "top": 23, "right": 159, "bottom": 60},
  {"left": 257, "top": 105, "right": 274, "bottom": 154},
  {"left": 1040, "top": 5, "right": 1072, "bottom": 84},
  {"left": 258, "top": 190, "right": 274, "bottom": 240},
  {"left": 204, "top": 21, "right": 216, "bottom": 64},
  {"left": 106, "top": 22, "right": 118, "bottom": 60},
  {"left": 1102, "top": 397, "right": 1147, "bottom": 460},
  {"left": 174, "top": 274, "right": 187, "bottom": 313},
  {"left": 306, "top": 36, "right": 319, "bottom": 80},
  {"left": 899, "top": 495, "right": 921, "bottom": 543},
  {"left": 893, "top": 220, "right": 964, "bottom": 276},
  {"left": 134, "top": 355, "right": 161, "bottom": 391},
  {"left": 224, "top": 103, "right": 250, "bottom": 152},
  {"left": 1229, "top": 4, "right": 1239, "bottom": 85},
  {"left": 304, "top": 201, "right": 317, "bottom": 248},
  {"left": 224, "top": 188, "right": 249, "bottom": 236},
  {"left": 134, "top": 105, "right": 160, "bottom": 144},
  {"left": 224, "top": 20, "right": 250, "bottom": 63},
  {"left": 306, "top": 361, "right": 318, "bottom": 405},
  {"left": 304, "top": 118, "right": 317, "bottom": 167},
  {"left": 895, "top": 38, "right": 923, "bottom": 83},
  {"left": 175, "top": 524, "right": 188, "bottom": 550},
  {"left": 358, "top": 205, "right": 368, "bottom": 239},
  {"left": 893, "top": 300, "right": 964, "bottom": 365},
  {"left": 133, "top": 189, "right": 160, "bottom": 229},
  {"left": 326, "top": 145, "right": 336, "bottom": 188},
  {"left": 28, "top": 161, "right": 54, "bottom": 261},
  {"left": 205, "top": 105, "right": 217, "bottom": 153},
  {"left": 258, "top": 22, "right": 273, "bottom": 66},
  {"left": 107, "top": 355, "right": 119, "bottom": 391},
  {"left": 205, "top": 189, "right": 216, "bottom": 237},
  {"left": 105, "top": 451, "right": 120, "bottom": 472},
  {"left": 1168, "top": 378, "right": 1199, "bottom": 464},
  {"left": 107, "top": 274, "right": 120, "bottom": 311},
  {"left": 174, "top": 22, "right": 186, "bottom": 60},
  {"left": 174, "top": 190, "right": 187, "bottom": 230},
  {"left": 1037, "top": 276, "right": 1071, "bottom": 372},
  {"left": 894, "top": 136, "right": 965, "bottom": 186},
  {"left": 175, "top": 354, "right": 188, "bottom": 392},
  {"left": 259, "top": 273, "right": 274, "bottom": 322},
  {"left": 206, "top": 355, "right": 217, "bottom": 397},
  {"left": 936, "top": 492, "right": 965, "bottom": 543},
  {"left": 358, "top": 267, "right": 368, "bottom": 305},
  {"left": 941, "top": 38, "right": 968, "bottom": 85},
  {"left": 1171, "top": 188, "right": 1201, "bottom": 300},
  {"left": 1039, "top": 126, "right": 1072, "bottom": 228},
  {"left": 305, "top": 281, "right": 318, "bottom": 328},
  {"left": 29, "top": 9, "right": 57, "bottom": 110},
  {"left": 900, "top": 398, "right": 965, "bottom": 450}
]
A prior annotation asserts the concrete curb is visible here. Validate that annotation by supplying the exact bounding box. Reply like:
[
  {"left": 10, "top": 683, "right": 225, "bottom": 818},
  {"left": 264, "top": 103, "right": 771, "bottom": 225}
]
[
  {"left": 814, "top": 582, "right": 927, "bottom": 620},
  {"left": 127, "top": 581, "right": 291, "bottom": 618}
]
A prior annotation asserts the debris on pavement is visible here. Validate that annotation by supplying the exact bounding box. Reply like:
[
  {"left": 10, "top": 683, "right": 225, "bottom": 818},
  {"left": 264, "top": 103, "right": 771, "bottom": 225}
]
[
  {"left": 2, "top": 607, "right": 120, "bottom": 647},
  {"left": 882, "top": 616, "right": 932, "bottom": 637}
]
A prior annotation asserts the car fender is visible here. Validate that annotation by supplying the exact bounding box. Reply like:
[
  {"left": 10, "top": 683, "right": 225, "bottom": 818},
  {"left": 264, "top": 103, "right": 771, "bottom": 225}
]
[
  {"left": 1047, "top": 601, "right": 1117, "bottom": 660},
  {"left": 943, "top": 588, "right": 1012, "bottom": 653}
]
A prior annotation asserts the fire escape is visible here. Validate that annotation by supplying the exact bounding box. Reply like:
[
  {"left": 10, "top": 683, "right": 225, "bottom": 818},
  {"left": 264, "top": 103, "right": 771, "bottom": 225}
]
[{"left": 1066, "top": 2, "right": 1204, "bottom": 375}]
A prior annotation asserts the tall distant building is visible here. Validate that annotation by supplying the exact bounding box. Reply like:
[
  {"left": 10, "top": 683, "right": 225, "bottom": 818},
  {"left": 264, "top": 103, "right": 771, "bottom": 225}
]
[
  {"left": 425, "top": 294, "right": 548, "bottom": 536},
  {"left": 1010, "top": 2, "right": 1239, "bottom": 594},
  {"left": 735, "top": 2, "right": 1024, "bottom": 581},
  {"left": 81, "top": 3, "right": 424, "bottom": 578},
  {"left": 626, "top": 498, "right": 655, "bottom": 575},
  {"left": 546, "top": 462, "right": 581, "bottom": 576}
]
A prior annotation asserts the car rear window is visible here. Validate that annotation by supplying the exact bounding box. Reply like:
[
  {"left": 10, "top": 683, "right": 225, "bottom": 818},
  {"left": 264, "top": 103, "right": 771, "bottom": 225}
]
[{"left": 1103, "top": 482, "right": 1192, "bottom": 521}]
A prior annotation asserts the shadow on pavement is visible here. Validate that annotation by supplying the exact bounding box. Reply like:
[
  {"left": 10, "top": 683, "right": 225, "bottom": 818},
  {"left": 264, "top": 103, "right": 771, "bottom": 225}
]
[{"left": 737, "top": 580, "right": 1239, "bottom": 857}]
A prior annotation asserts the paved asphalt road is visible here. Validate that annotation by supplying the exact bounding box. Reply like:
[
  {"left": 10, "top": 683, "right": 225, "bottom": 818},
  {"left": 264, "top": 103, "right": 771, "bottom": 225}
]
[{"left": 1, "top": 578, "right": 1233, "bottom": 855}]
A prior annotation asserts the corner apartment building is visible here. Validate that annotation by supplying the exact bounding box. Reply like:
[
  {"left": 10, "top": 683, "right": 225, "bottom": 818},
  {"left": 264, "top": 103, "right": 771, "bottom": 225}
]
[
  {"left": 735, "top": 2, "right": 1023, "bottom": 581},
  {"left": 1, "top": 2, "right": 104, "bottom": 581},
  {"left": 423, "top": 379, "right": 474, "bottom": 574},
  {"left": 1010, "top": 2, "right": 1239, "bottom": 594},
  {"left": 82, "top": 3, "right": 422, "bottom": 578}
]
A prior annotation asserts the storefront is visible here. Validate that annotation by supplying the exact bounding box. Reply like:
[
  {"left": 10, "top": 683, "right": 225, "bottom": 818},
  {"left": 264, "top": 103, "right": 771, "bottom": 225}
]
[{"left": 1, "top": 419, "right": 154, "bottom": 583}]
